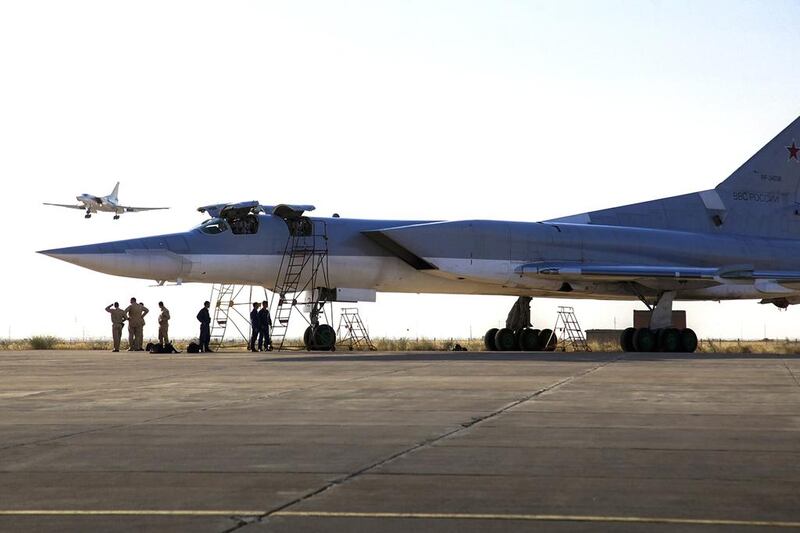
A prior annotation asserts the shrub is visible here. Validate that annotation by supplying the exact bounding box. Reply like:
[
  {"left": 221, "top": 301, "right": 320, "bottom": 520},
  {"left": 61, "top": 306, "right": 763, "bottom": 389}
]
[{"left": 29, "top": 336, "right": 59, "bottom": 350}]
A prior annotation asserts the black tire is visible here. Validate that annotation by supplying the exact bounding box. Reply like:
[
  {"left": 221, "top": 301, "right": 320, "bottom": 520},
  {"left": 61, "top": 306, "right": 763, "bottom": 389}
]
[
  {"left": 484, "top": 328, "right": 499, "bottom": 351},
  {"left": 657, "top": 328, "right": 681, "bottom": 352},
  {"left": 539, "top": 329, "right": 557, "bottom": 351},
  {"left": 303, "top": 326, "right": 314, "bottom": 349},
  {"left": 312, "top": 324, "right": 336, "bottom": 351},
  {"left": 517, "top": 328, "right": 541, "bottom": 351},
  {"left": 680, "top": 328, "right": 698, "bottom": 353},
  {"left": 495, "top": 328, "right": 517, "bottom": 351},
  {"left": 620, "top": 327, "right": 636, "bottom": 352},
  {"left": 633, "top": 327, "right": 656, "bottom": 352}
]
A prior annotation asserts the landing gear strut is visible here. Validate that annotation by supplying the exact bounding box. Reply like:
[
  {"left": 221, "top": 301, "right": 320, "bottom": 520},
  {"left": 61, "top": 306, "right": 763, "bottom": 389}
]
[
  {"left": 483, "top": 297, "right": 557, "bottom": 352},
  {"left": 619, "top": 290, "right": 697, "bottom": 353},
  {"left": 300, "top": 300, "right": 336, "bottom": 351}
]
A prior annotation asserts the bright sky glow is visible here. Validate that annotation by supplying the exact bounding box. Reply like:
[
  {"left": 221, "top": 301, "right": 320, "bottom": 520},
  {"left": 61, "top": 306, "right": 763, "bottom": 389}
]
[{"left": 2, "top": 1, "right": 800, "bottom": 341}]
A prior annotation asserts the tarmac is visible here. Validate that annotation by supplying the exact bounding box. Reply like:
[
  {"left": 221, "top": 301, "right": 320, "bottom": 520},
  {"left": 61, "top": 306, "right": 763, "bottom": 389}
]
[{"left": 1, "top": 349, "right": 800, "bottom": 532}]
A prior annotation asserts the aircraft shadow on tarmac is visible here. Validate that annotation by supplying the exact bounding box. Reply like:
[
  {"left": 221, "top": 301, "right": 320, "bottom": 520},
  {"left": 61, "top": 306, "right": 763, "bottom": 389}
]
[{"left": 260, "top": 352, "right": 799, "bottom": 363}]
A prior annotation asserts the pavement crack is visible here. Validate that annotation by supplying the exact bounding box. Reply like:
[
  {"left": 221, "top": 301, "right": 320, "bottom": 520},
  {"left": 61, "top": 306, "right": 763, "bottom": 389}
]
[
  {"left": 224, "top": 355, "right": 620, "bottom": 531},
  {"left": 784, "top": 364, "right": 800, "bottom": 389}
]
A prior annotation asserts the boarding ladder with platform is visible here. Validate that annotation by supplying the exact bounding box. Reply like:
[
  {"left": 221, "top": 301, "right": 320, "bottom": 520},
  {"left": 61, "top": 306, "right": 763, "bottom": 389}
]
[
  {"left": 208, "top": 284, "right": 266, "bottom": 348},
  {"left": 336, "top": 307, "right": 376, "bottom": 351},
  {"left": 553, "top": 306, "right": 591, "bottom": 352},
  {"left": 269, "top": 219, "right": 332, "bottom": 350}
]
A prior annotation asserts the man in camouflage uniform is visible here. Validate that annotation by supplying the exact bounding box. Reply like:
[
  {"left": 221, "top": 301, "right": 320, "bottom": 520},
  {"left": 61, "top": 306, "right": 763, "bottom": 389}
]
[
  {"left": 125, "top": 297, "right": 149, "bottom": 351},
  {"left": 104, "top": 302, "right": 127, "bottom": 352},
  {"left": 157, "top": 301, "right": 170, "bottom": 348}
]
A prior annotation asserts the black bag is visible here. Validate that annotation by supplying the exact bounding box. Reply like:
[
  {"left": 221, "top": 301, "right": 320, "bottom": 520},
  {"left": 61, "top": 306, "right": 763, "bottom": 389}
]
[
  {"left": 163, "top": 342, "right": 180, "bottom": 354},
  {"left": 186, "top": 341, "right": 200, "bottom": 354},
  {"left": 145, "top": 342, "right": 157, "bottom": 353}
]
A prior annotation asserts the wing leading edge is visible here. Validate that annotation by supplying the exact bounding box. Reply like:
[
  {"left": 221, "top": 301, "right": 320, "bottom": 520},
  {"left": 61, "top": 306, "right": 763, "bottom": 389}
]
[{"left": 43, "top": 202, "right": 85, "bottom": 210}]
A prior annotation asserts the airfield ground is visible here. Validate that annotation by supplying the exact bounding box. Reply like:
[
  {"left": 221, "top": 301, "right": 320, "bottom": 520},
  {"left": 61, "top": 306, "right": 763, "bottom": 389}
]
[{"left": 1, "top": 350, "right": 799, "bottom": 532}]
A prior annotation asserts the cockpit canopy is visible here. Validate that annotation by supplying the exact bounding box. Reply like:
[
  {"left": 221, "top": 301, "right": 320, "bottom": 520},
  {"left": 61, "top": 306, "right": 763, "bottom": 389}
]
[
  {"left": 197, "top": 217, "right": 229, "bottom": 234},
  {"left": 196, "top": 214, "right": 259, "bottom": 235}
]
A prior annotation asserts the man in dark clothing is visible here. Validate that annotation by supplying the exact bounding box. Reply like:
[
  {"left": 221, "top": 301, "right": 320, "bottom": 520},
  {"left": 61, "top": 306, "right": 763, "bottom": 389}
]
[
  {"left": 197, "top": 301, "right": 212, "bottom": 352},
  {"left": 249, "top": 302, "right": 260, "bottom": 352},
  {"left": 257, "top": 300, "right": 272, "bottom": 351}
]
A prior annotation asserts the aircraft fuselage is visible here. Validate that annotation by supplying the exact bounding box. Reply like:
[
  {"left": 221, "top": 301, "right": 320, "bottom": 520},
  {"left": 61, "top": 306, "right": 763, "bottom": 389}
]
[{"left": 38, "top": 213, "right": 800, "bottom": 302}]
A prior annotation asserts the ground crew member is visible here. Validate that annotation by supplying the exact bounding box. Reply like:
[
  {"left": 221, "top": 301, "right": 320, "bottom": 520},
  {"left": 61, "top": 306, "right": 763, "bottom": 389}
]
[
  {"left": 125, "top": 297, "right": 149, "bottom": 351},
  {"left": 257, "top": 300, "right": 272, "bottom": 351},
  {"left": 197, "top": 301, "right": 212, "bottom": 352},
  {"left": 105, "top": 302, "right": 127, "bottom": 352},
  {"left": 157, "top": 301, "right": 170, "bottom": 348},
  {"left": 249, "top": 302, "right": 260, "bottom": 352}
]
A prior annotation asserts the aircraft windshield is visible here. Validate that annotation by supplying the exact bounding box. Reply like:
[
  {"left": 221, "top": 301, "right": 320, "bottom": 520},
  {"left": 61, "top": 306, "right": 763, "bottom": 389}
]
[{"left": 198, "top": 218, "right": 229, "bottom": 235}]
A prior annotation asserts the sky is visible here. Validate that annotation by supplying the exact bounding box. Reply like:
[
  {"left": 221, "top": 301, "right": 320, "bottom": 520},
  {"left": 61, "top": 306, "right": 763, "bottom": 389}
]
[{"left": 2, "top": 0, "right": 800, "bottom": 342}]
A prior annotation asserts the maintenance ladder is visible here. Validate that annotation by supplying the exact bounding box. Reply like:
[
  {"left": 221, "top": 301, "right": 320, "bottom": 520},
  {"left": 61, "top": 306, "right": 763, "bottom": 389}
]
[
  {"left": 208, "top": 284, "right": 253, "bottom": 347},
  {"left": 270, "top": 222, "right": 329, "bottom": 350},
  {"left": 336, "top": 308, "right": 376, "bottom": 351},
  {"left": 208, "top": 284, "right": 270, "bottom": 349},
  {"left": 554, "top": 306, "right": 591, "bottom": 352}
]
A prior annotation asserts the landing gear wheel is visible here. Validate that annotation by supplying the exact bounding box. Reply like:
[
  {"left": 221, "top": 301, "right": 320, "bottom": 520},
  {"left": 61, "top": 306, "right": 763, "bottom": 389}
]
[
  {"left": 620, "top": 327, "right": 636, "bottom": 352},
  {"left": 113, "top": 215, "right": 120, "bottom": 220},
  {"left": 633, "top": 328, "right": 656, "bottom": 352},
  {"left": 84, "top": 213, "right": 91, "bottom": 219},
  {"left": 516, "top": 328, "right": 541, "bottom": 351},
  {"left": 539, "top": 329, "right": 557, "bottom": 351},
  {"left": 484, "top": 328, "right": 499, "bottom": 351},
  {"left": 303, "top": 326, "right": 313, "bottom": 350},
  {"left": 494, "top": 328, "right": 516, "bottom": 351},
  {"left": 657, "top": 328, "right": 681, "bottom": 352},
  {"left": 312, "top": 324, "right": 336, "bottom": 351},
  {"left": 680, "top": 328, "right": 698, "bottom": 353}
]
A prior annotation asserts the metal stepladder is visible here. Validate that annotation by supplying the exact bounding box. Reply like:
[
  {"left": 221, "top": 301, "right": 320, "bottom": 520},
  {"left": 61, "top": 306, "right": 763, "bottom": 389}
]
[
  {"left": 208, "top": 284, "right": 267, "bottom": 348},
  {"left": 336, "top": 308, "right": 376, "bottom": 351},
  {"left": 269, "top": 218, "right": 334, "bottom": 350},
  {"left": 553, "top": 306, "right": 591, "bottom": 352}
]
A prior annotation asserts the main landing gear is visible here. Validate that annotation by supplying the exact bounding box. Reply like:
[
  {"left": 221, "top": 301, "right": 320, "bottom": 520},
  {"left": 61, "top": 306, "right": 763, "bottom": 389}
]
[
  {"left": 619, "top": 326, "right": 697, "bottom": 353},
  {"left": 621, "top": 290, "right": 698, "bottom": 353},
  {"left": 84, "top": 210, "right": 92, "bottom": 219},
  {"left": 483, "top": 297, "right": 558, "bottom": 352},
  {"left": 484, "top": 326, "right": 557, "bottom": 352}
]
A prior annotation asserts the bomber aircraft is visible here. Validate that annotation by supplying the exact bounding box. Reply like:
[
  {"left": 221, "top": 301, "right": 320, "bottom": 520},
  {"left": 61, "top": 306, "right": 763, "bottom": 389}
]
[
  {"left": 39, "top": 116, "right": 800, "bottom": 353},
  {"left": 44, "top": 182, "right": 169, "bottom": 219}
]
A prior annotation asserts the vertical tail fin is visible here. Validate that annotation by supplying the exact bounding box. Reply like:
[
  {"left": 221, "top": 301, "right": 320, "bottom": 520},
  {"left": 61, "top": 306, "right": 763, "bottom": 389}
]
[
  {"left": 108, "top": 182, "right": 120, "bottom": 202},
  {"left": 715, "top": 116, "right": 800, "bottom": 196},
  {"left": 712, "top": 115, "right": 800, "bottom": 237}
]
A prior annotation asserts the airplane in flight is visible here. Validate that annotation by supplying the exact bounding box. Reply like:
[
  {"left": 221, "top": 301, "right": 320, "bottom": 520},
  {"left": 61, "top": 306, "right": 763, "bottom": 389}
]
[
  {"left": 43, "top": 182, "right": 169, "bottom": 219},
  {"left": 39, "top": 115, "right": 800, "bottom": 353}
]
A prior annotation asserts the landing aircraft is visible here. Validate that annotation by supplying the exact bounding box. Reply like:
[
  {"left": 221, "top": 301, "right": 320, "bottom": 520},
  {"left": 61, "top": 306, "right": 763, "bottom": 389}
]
[
  {"left": 43, "top": 182, "right": 169, "bottom": 219},
  {"left": 39, "top": 116, "right": 800, "bottom": 353}
]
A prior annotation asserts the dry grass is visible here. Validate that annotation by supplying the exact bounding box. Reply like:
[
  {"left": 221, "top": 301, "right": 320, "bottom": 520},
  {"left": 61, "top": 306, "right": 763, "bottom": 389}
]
[{"left": 1, "top": 336, "right": 799, "bottom": 354}]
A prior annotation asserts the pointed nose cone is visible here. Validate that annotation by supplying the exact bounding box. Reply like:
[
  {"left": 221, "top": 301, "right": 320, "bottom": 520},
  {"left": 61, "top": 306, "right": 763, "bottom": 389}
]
[
  {"left": 38, "top": 243, "right": 109, "bottom": 268},
  {"left": 38, "top": 236, "right": 190, "bottom": 281}
]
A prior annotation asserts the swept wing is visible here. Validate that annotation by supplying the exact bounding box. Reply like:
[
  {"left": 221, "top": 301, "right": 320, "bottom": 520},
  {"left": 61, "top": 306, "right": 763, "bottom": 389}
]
[
  {"left": 120, "top": 206, "right": 170, "bottom": 213},
  {"left": 43, "top": 202, "right": 85, "bottom": 210}
]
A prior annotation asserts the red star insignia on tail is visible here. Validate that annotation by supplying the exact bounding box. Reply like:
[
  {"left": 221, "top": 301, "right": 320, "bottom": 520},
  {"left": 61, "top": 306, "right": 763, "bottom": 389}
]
[{"left": 788, "top": 141, "right": 800, "bottom": 160}]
